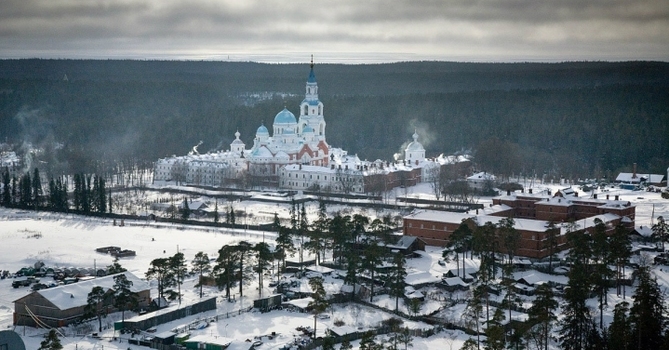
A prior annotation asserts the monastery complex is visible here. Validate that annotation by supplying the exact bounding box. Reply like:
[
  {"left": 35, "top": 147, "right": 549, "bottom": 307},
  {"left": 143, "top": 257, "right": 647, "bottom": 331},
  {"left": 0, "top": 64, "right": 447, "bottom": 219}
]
[{"left": 154, "top": 62, "right": 468, "bottom": 193}]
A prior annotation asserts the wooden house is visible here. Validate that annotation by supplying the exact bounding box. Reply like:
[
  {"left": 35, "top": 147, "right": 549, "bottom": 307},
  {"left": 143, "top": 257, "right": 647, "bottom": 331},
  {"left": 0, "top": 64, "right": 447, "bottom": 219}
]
[{"left": 13, "top": 272, "right": 150, "bottom": 328}]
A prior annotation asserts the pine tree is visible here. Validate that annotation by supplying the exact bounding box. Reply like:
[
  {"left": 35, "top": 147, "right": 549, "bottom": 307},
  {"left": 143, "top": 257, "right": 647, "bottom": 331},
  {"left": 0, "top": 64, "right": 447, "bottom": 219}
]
[
  {"left": 499, "top": 217, "right": 519, "bottom": 265},
  {"left": 544, "top": 221, "right": 559, "bottom": 270},
  {"left": 48, "top": 177, "right": 58, "bottom": 209},
  {"left": 1, "top": 169, "right": 10, "bottom": 207},
  {"left": 608, "top": 301, "right": 631, "bottom": 350},
  {"left": 32, "top": 167, "right": 42, "bottom": 209},
  {"left": 527, "top": 284, "right": 558, "bottom": 350},
  {"left": 610, "top": 224, "right": 631, "bottom": 297},
  {"left": 38, "top": 329, "right": 63, "bottom": 350},
  {"left": 213, "top": 200, "right": 219, "bottom": 223},
  {"left": 343, "top": 248, "right": 360, "bottom": 301},
  {"left": 97, "top": 175, "right": 106, "bottom": 213},
  {"left": 113, "top": 274, "right": 139, "bottom": 327},
  {"left": 170, "top": 252, "right": 187, "bottom": 304},
  {"left": 362, "top": 238, "right": 384, "bottom": 302},
  {"left": 307, "top": 277, "right": 329, "bottom": 339},
  {"left": 398, "top": 327, "right": 414, "bottom": 350},
  {"left": 464, "top": 285, "right": 484, "bottom": 350},
  {"left": 255, "top": 242, "right": 272, "bottom": 297},
  {"left": 559, "top": 229, "right": 593, "bottom": 350},
  {"left": 235, "top": 241, "right": 253, "bottom": 298},
  {"left": 388, "top": 251, "right": 407, "bottom": 312},
  {"left": 330, "top": 214, "right": 352, "bottom": 266},
  {"left": 19, "top": 171, "right": 32, "bottom": 208},
  {"left": 629, "top": 266, "right": 665, "bottom": 350},
  {"left": 73, "top": 173, "right": 82, "bottom": 210},
  {"left": 359, "top": 331, "right": 381, "bottom": 350},
  {"left": 83, "top": 286, "right": 107, "bottom": 332},
  {"left": 591, "top": 219, "right": 613, "bottom": 330},
  {"left": 108, "top": 188, "right": 112, "bottom": 213},
  {"left": 181, "top": 197, "right": 190, "bottom": 221},
  {"left": 191, "top": 251, "right": 211, "bottom": 298},
  {"left": 275, "top": 224, "right": 294, "bottom": 273},
  {"left": 213, "top": 244, "right": 238, "bottom": 301},
  {"left": 652, "top": 216, "right": 669, "bottom": 251},
  {"left": 501, "top": 264, "right": 521, "bottom": 324},
  {"left": 307, "top": 200, "right": 329, "bottom": 264},
  {"left": 485, "top": 308, "right": 506, "bottom": 350},
  {"left": 298, "top": 203, "right": 308, "bottom": 274},
  {"left": 445, "top": 221, "right": 471, "bottom": 278},
  {"left": 146, "top": 257, "right": 173, "bottom": 300}
]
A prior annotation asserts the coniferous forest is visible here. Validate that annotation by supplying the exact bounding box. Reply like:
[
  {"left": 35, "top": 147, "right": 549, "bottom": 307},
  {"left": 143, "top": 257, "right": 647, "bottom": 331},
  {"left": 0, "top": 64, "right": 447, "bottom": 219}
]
[{"left": 0, "top": 59, "right": 667, "bottom": 179}]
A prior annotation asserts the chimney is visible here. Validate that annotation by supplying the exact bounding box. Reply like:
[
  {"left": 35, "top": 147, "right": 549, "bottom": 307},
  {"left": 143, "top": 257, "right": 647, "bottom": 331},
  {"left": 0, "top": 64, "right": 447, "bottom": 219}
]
[{"left": 633, "top": 163, "right": 637, "bottom": 179}]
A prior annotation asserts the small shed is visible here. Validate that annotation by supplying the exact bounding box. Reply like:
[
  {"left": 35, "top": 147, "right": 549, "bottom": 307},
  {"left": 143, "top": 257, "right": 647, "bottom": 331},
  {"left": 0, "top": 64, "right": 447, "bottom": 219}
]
[
  {"left": 184, "top": 335, "right": 234, "bottom": 350},
  {"left": 386, "top": 236, "right": 426, "bottom": 255},
  {"left": 305, "top": 265, "right": 334, "bottom": 276},
  {"left": 284, "top": 297, "right": 314, "bottom": 312},
  {"left": 444, "top": 267, "right": 478, "bottom": 283},
  {"left": 253, "top": 294, "right": 282, "bottom": 312},
  {"left": 440, "top": 277, "right": 469, "bottom": 292},
  {"left": 405, "top": 272, "right": 440, "bottom": 288},
  {"left": 152, "top": 331, "right": 177, "bottom": 346}
]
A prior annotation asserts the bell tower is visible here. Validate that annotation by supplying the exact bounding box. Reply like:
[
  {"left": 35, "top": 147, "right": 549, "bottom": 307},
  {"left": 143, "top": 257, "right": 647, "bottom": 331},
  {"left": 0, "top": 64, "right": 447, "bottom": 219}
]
[{"left": 299, "top": 56, "right": 326, "bottom": 139}]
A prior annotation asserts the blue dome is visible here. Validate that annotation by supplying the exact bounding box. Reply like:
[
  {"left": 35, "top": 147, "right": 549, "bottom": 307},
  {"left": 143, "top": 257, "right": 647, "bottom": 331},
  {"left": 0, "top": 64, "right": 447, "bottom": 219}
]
[
  {"left": 274, "top": 108, "right": 297, "bottom": 124},
  {"left": 256, "top": 124, "right": 269, "bottom": 135},
  {"left": 303, "top": 125, "right": 314, "bottom": 133}
]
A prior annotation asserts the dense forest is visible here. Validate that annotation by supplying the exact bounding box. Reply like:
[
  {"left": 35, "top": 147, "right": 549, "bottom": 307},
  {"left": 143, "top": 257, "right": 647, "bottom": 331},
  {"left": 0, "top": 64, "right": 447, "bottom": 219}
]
[{"left": 0, "top": 59, "right": 667, "bottom": 180}]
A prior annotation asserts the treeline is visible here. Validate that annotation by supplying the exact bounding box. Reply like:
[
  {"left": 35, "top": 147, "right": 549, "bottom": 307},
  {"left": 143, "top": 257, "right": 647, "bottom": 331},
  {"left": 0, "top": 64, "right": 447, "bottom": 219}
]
[
  {"left": 1, "top": 168, "right": 110, "bottom": 213},
  {"left": 1, "top": 60, "right": 667, "bottom": 179}
]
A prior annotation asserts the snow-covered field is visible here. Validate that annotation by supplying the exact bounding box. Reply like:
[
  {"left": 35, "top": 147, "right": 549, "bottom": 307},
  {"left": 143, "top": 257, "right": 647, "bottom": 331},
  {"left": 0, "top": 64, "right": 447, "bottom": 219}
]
[{"left": 0, "top": 182, "right": 667, "bottom": 350}]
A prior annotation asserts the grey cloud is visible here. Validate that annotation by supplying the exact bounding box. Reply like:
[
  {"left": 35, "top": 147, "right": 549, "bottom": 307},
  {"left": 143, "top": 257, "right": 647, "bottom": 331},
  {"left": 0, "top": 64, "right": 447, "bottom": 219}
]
[{"left": 0, "top": 0, "right": 666, "bottom": 61}]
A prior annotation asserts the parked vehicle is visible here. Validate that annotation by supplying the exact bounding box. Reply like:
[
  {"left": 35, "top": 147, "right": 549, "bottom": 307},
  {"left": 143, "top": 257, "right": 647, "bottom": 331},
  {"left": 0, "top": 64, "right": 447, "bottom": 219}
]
[{"left": 12, "top": 279, "right": 32, "bottom": 288}]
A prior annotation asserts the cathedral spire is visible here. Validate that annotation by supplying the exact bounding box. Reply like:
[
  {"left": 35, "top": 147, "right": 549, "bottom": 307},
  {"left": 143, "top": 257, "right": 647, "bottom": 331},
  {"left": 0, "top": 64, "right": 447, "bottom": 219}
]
[{"left": 307, "top": 55, "right": 317, "bottom": 84}]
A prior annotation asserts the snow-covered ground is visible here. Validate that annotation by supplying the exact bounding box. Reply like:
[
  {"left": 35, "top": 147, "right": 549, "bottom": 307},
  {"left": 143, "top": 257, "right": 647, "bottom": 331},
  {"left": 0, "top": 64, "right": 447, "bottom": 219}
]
[{"left": 0, "top": 181, "right": 667, "bottom": 350}]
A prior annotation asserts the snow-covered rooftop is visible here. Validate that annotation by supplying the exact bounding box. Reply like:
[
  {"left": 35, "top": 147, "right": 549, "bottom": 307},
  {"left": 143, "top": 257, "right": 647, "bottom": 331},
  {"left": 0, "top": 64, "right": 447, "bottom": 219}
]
[{"left": 27, "top": 272, "right": 148, "bottom": 310}]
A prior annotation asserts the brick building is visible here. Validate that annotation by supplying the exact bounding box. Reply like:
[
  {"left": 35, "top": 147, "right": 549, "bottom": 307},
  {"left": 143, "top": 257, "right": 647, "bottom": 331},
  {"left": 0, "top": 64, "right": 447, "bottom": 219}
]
[{"left": 403, "top": 188, "right": 635, "bottom": 259}]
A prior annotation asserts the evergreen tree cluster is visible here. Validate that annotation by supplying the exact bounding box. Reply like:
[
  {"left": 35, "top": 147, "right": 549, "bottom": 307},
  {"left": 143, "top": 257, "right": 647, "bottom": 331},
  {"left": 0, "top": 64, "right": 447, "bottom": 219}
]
[
  {"left": 1, "top": 60, "right": 667, "bottom": 178},
  {"left": 72, "top": 173, "right": 107, "bottom": 213},
  {"left": 1, "top": 167, "right": 113, "bottom": 214}
]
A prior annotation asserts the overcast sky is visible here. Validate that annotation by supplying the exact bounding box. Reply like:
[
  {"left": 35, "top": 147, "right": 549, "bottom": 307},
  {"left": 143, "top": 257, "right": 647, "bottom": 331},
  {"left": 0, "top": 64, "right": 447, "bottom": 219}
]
[{"left": 1, "top": 0, "right": 668, "bottom": 63}]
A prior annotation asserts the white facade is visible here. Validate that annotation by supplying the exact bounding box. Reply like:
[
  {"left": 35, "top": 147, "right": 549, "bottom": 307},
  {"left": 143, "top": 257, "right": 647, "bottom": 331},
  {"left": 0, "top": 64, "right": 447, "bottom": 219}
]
[
  {"left": 154, "top": 63, "right": 330, "bottom": 185},
  {"left": 153, "top": 62, "right": 470, "bottom": 192}
]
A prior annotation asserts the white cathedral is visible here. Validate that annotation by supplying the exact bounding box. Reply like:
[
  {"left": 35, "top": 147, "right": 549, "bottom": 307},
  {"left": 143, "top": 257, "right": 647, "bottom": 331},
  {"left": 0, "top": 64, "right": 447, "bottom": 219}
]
[{"left": 154, "top": 61, "right": 465, "bottom": 193}]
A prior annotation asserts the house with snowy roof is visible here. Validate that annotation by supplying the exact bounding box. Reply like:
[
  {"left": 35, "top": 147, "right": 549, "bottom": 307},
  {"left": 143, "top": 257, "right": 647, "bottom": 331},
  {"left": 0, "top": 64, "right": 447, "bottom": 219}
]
[
  {"left": 615, "top": 163, "right": 666, "bottom": 186},
  {"left": 13, "top": 272, "right": 150, "bottom": 328},
  {"left": 467, "top": 171, "right": 496, "bottom": 190}
]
